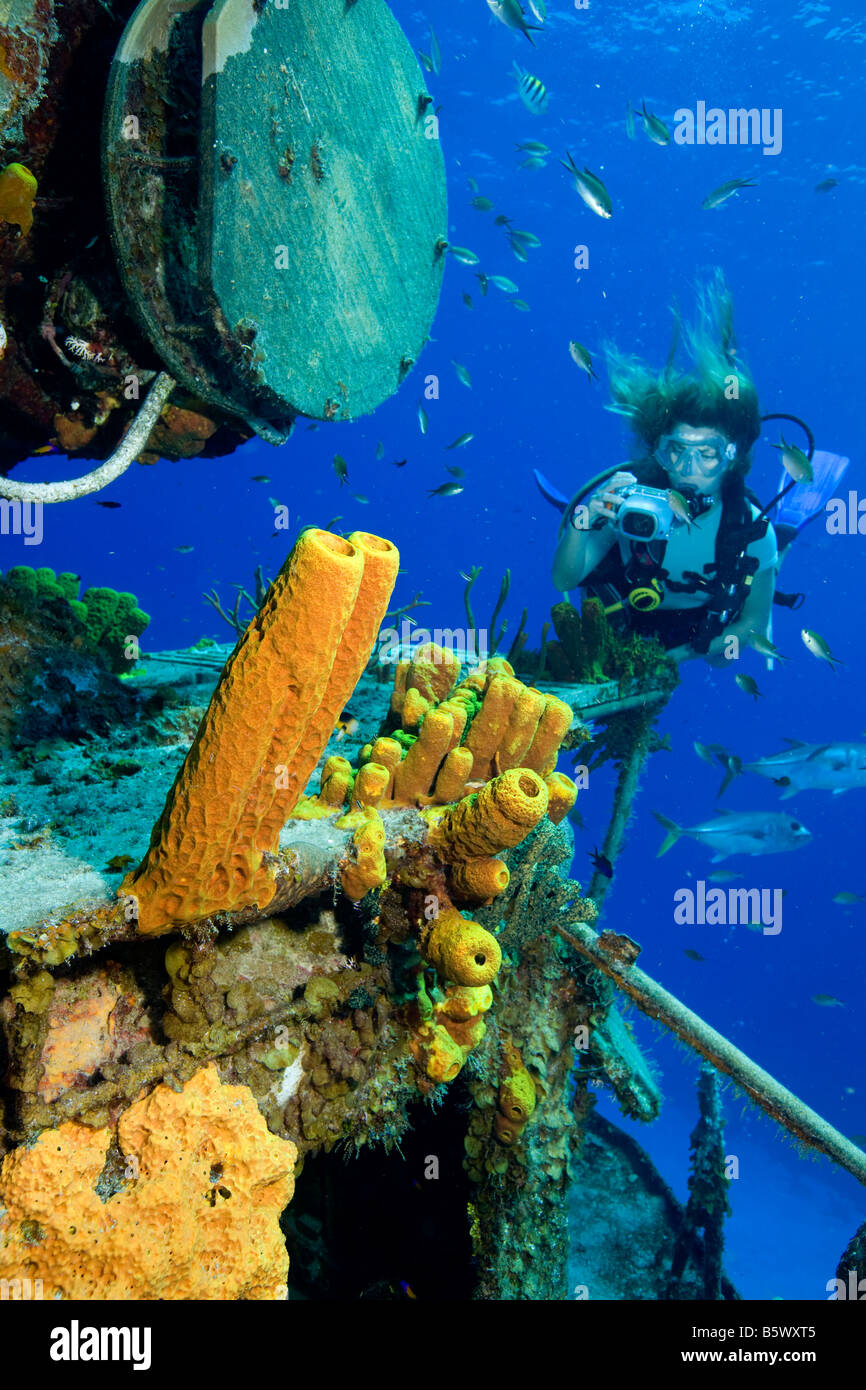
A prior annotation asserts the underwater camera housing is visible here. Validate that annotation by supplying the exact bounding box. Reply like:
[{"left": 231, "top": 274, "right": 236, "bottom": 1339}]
[{"left": 612, "top": 485, "right": 677, "bottom": 542}]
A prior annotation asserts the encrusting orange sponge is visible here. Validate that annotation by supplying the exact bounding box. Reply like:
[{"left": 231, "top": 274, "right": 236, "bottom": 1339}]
[
  {"left": 0, "top": 1066, "right": 296, "bottom": 1299},
  {"left": 123, "top": 530, "right": 399, "bottom": 933}
]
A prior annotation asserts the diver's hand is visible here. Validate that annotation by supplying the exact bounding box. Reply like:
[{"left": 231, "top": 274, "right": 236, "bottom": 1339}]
[{"left": 585, "top": 471, "right": 637, "bottom": 526}]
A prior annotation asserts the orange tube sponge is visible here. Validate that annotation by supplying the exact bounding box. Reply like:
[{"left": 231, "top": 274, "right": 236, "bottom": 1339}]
[
  {"left": 497, "top": 686, "right": 546, "bottom": 771},
  {"left": 405, "top": 641, "right": 461, "bottom": 704},
  {"left": 522, "top": 694, "right": 574, "bottom": 775},
  {"left": 392, "top": 706, "right": 454, "bottom": 803},
  {"left": 123, "top": 529, "right": 398, "bottom": 934},
  {"left": 493, "top": 1111, "right": 520, "bottom": 1146},
  {"left": 319, "top": 754, "right": 353, "bottom": 806},
  {"left": 464, "top": 674, "right": 522, "bottom": 775},
  {"left": 353, "top": 761, "right": 391, "bottom": 807},
  {"left": 0, "top": 1066, "right": 295, "bottom": 1299},
  {"left": 340, "top": 813, "right": 387, "bottom": 900},
  {"left": 428, "top": 768, "right": 549, "bottom": 860},
  {"left": 450, "top": 855, "right": 510, "bottom": 904},
  {"left": 423, "top": 908, "right": 502, "bottom": 986},
  {"left": 433, "top": 745, "right": 475, "bottom": 804},
  {"left": 545, "top": 771, "right": 578, "bottom": 824}
]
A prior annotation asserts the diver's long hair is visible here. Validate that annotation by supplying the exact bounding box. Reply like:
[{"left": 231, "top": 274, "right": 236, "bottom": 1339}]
[{"left": 603, "top": 269, "right": 761, "bottom": 472}]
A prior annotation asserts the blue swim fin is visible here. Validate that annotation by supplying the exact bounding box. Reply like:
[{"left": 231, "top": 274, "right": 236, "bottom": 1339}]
[
  {"left": 534, "top": 468, "right": 569, "bottom": 513},
  {"left": 774, "top": 449, "right": 850, "bottom": 544}
]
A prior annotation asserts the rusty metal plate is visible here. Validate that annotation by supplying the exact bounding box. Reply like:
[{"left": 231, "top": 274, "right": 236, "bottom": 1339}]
[{"left": 198, "top": 0, "right": 447, "bottom": 421}]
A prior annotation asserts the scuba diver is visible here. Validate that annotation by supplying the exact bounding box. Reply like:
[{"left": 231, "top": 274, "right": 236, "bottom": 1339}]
[{"left": 546, "top": 273, "right": 847, "bottom": 664}]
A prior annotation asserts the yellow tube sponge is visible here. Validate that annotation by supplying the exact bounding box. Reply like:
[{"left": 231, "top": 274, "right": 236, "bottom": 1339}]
[
  {"left": 392, "top": 707, "right": 454, "bottom": 803},
  {"left": 544, "top": 771, "right": 578, "bottom": 824},
  {"left": 353, "top": 761, "right": 391, "bottom": 807},
  {"left": 499, "top": 1066, "right": 537, "bottom": 1124},
  {"left": 433, "top": 745, "right": 474, "bottom": 804},
  {"left": 405, "top": 641, "right": 461, "bottom": 704},
  {"left": 390, "top": 660, "right": 410, "bottom": 716},
  {"left": 123, "top": 530, "right": 398, "bottom": 933},
  {"left": 340, "top": 812, "right": 387, "bottom": 901},
  {"left": 401, "top": 685, "right": 431, "bottom": 730},
  {"left": 464, "top": 674, "right": 522, "bottom": 775},
  {"left": 370, "top": 736, "right": 402, "bottom": 775},
  {"left": 438, "top": 984, "right": 493, "bottom": 1021},
  {"left": 319, "top": 754, "right": 353, "bottom": 806},
  {"left": 428, "top": 768, "right": 549, "bottom": 860},
  {"left": 423, "top": 908, "right": 502, "bottom": 986},
  {"left": 409, "top": 1022, "right": 466, "bottom": 1084},
  {"left": 450, "top": 855, "right": 510, "bottom": 904},
  {"left": 0, "top": 162, "right": 37, "bottom": 236},
  {"left": 522, "top": 694, "right": 574, "bottom": 775},
  {"left": 0, "top": 1066, "right": 296, "bottom": 1299},
  {"left": 497, "top": 686, "right": 546, "bottom": 771}
]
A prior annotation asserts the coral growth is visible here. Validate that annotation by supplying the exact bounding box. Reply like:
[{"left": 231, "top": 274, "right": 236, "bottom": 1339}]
[
  {"left": 0, "top": 1066, "right": 296, "bottom": 1299},
  {"left": 0, "top": 565, "right": 147, "bottom": 746}
]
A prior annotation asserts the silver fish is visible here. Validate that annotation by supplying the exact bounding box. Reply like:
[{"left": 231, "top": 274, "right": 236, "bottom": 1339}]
[
  {"left": 653, "top": 808, "right": 811, "bottom": 861},
  {"left": 560, "top": 152, "right": 612, "bottom": 218},
  {"left": 487, "top": 0, "right": 542, "bottom": 45},
  {"left": 801, "top": 628, "right": 843, "bottom": 669},
  {"left": 743, "top": 739, "right": 866, "bottom": 799},
  {"left": 701, "top": 177, "right": 758, "bottom": 210}
]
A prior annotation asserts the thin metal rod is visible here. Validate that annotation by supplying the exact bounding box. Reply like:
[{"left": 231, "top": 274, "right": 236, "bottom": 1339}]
[{"left": 556, "top": 917, "right": 866, "bottom": 1188}]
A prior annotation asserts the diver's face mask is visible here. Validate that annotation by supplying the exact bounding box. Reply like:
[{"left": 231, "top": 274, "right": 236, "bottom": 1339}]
[{"left": 655, "top": 427, "right": 737, "bottom": 493}]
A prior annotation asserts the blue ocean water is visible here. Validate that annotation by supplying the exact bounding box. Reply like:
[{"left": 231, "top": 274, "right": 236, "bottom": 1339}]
[{"left": 3, "top": 0, "right": 864, "bottom": 1299}]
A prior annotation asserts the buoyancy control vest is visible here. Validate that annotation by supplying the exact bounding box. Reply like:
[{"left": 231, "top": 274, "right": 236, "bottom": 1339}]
[{"left": 583, "top": 458, "right": 773, "bottom": 654}]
